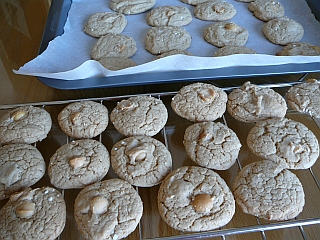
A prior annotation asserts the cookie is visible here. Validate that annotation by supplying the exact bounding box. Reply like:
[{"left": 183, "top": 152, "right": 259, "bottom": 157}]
[
  {"left": 158, "top": 166, "right": 235, "bottom": 232},
  {"left": 48, "top": 139, "right": 110, "bottom": 189},
  {"left": 145, "top": 26, "right": 192, "bottom": 55},
  {"left": 146, "top": 6, "right": 192, "bottom": 27},
  {"left": 204, "top": 22, "right": 249, "bottom": 47},
  {"left": 58, "top": 100, "right": 109, "bottom": 139},
  {"left": 171, "top": 82, "right": 228, "bottom": 122},
  {"left": 110, "top": 95, "right": 168, "bottom": 137},
  {"left": 91, "top": 33, "right": 137, "bottom": 60},
  {"left": 155, "top": 49, "right": 193, "bottom": 59},
  {"left": 286, "top": 79, "right": 320, "bottom": 118},
  {"left": 214, "top": 45, "right": 256, "bottom": 56},
  {"left": 248, "top": 0, "right": 285, "bottom": 22},
  {"left": 183, "top": 122, "right": 241, "bottom": 170},
  {"left": 84, "top": 12, "right": 127, "bottom": 37},
  {"left": 247, "top": 117, "right": 319, "bottom": 169},
  {"left": 0, "top": 144, "right": 46, "bottom": 200},
  {"left": 0, "top": 186, "right": 66, "bottom": 239},
  {"left": 227, "top": 81, "right": 287, "bottom": 122},
  {"left": 276, "top": 42, "right": 320, "bottom": 56},
  {"left": 262, "top": 17, "right": 304, "bottom": 45},
  {"left": 74, "top": 178, "right": 143, "bottom": 240},
  {"left": 180, "top": 0, "right": 212, "bottom": 6},
  {"left": 194, "top": 1, "right": 237, "bottom": 21},
  {"left": 98, "top": 57, "right": 137, "bottom": 70},
  {"left": 0, "top": 106, "right": 52, "bottom": 145},
  {"left": 110, "top": 0, "right": 156, "bottom": 15},
  {"left": 111, "top": 136, "right": 172, "bottom": 187},
  {"left": 233, "top": 160, "right": 305, "bottom": 221}
]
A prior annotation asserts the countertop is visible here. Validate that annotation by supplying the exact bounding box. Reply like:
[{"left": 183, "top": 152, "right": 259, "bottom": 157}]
[{"left": 0, "top": 1, "right": 320, "bottom": 240}]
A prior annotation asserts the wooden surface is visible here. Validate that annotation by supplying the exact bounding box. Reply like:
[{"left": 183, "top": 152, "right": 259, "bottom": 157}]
[{"left": 0, "top": 1, "right": 320, "bottom": 239}]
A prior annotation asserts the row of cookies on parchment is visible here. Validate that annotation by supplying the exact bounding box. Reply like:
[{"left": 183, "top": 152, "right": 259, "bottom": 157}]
[
  {"left": 1, "top": 79, "right": 319, "bottom": 238},
  {"left": 84, "top": 0, "right": 320, "bottom": 71}
]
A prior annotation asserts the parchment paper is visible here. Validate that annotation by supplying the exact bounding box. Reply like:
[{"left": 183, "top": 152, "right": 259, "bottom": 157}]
[{"left": 14, "top": 0, "right": 320, "bottom": 80}]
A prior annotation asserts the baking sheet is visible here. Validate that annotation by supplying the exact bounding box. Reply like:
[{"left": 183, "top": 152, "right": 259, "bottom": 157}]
[{"left": 14, "top": 0, "right": 320, "bottom": 81}]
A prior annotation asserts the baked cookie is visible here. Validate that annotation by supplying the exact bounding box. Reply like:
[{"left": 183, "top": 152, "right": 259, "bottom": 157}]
[
  {"left": 233, "top": 160, "right": 305, "bottom": 221},
  {"left": 110, "top": 0, "right": 156, "bottom": 15},
  {"left": 84, "top": 12, "right": 127, "bottom": 37},
  {"left": 0, "top": 186, "right": 66, "bottom": 239},
  {"left": 91, "top": 33, "right": 137, "bottom": 60},
  {"left": 227, "top": 81, "right": 287, "bottom": 122},
  {"left": 247, "top": 117, "right": 319, "bottom": 169},
  {"left": 262, "top": 17, "right": 304, "bottom": 45},
  {"left": 180, "top": 0, "right": 212, "bottom": 6},
  {"left": 286, "top": 79, "right": 320, "bottom": 118},
  {"left": 214, "top": 46, "right": 256, "bottom": 56},
  {"left": 0, "top": 144, "right": 46, "bottom": 200},
  {"left": 111, "top": 136, "right": 172, "bottom": 187},
  {"left": 58, "top": 100, "right": 109, "bottom": 139},
  {"left": 276, "top": 42, "right": 320, "bottom": 56},
  {"left": 158, "top": 166, "right": 235, "bottom": 232},
  {"left": 194, "top": 1, "right": 237, "bottom": 21},
  {"left": 204, "top": 22, "right": 249, "bottom": 47},
  {"left": 248, "top": 0, "right": 285, "bottom": 22},
  {"left": 171, "top": 82, "right": 228, "bottom": 122},
  {"left": 183, "top": 122, "right": 241, "bottom": 170},
  {"left": 146, "top": 6, "right": 192, "bottom": 27},
  {"left": 155, "top": 49, "right": 193, "bottom": 59},
  {"left": 74, "top": 178, "right": 143, "bottom": 240},
  {"left": 145, "top": 26, "right": 192, "bottom": 55},
  {"left": 98, "top": 57, "right": 137, "bottom": 70},
  {"left": 110, "top": 95, "right": 168, "bottom": 137},
  {"left": 0, "top": 106, "right": 52, "bottom": 145},
  {"left": 48, "top": 139, "right": 110, "bottom": 189}
]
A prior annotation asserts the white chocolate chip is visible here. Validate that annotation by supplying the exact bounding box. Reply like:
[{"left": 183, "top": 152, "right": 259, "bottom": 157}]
[
  {"left": 11, "top": 110, "right": 27, "bottom": 121},
  {"left": 117, "top": 100, "right": 138, "bottom": 110},
  {"left": 69, "top": 157, "right": 87, "bottom": 169},
  {"left": 198, "top": 88, "right": 216, "bottom": 102},
  {"left": 192, "top": 194, "right": 213, "bottom": 213},
  {"left": 16, "top": 202, "right": 36, "bottom": 218},
  {"left": 225, "top": 23, "right": 239, "bottom": 32},
  {"left": 90, "top": 196, "right": 109, "bottom": 215}
]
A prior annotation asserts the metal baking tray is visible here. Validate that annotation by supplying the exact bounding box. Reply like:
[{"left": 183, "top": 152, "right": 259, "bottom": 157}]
[
  {"left": 1, "top": 79, "right": 320, "bottom": 239},
  {"left": 37, "top": 0, "right": 320, "bottom": 90}
]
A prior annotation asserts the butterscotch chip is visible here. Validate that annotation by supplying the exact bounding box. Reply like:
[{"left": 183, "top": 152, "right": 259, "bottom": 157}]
[
  {"left": 110, "top": 96, "right": 168, "bottom": 136},
  {"left": 171, "top": 82, "right": 228, "bottom": 122},
  {"left": 0, "top": 144, "right": 46, "bottom": 200},
  {"left": 276, "top": 42, "right": 320, "bottom": 56},
  {"left": 84, "top": 12, "right": 127, "bottom": 37},
  {"left": 145, "top": 26, "right": 192, "bottom": 55},
  {"left": 247, "top": 118, "right": 319, "bottom": 169},
  {"left": 262, "top": 17, "right": 304, "bottom": 45},
  {"left": 158, "top": 166, "right": 235, "bottom": 232},
  {"left": 111, "top": 136, "right": 172, "bottom": 187},
  {"left": 183, "top": 122, "right": 241, "bottom": 170},
  {"left": 248, "top": 0, "right": 285, "bottom": 22},
  {"left": 0, "top": 187, "right": 66, "bottom": 239},
  {"left": 194, "top": 1, "right": 237, "bottom": 21},
  {"left": 146, "top": 6, "right": 192, "bottom": 27},
  {"left": 48, "top": 139, "right": 110, "bottom": 189},
  {"left": 233, "top": 160, "right": 305, "bottom": 221},
  {"left": 0, "top": 106, "right": 52, "bottom": 145},
  {"left": 74, "top": 179, "right": 143, "bottom": 240},
  {"left": 204, "top": 22, "right": 249, "bottom": 47},
  {"left": 110, "top": 0, "right": 156, "bottom": 14},
  {"left": 91, "top": 33, "right": 137, "bottom": 60},
  {"left": 286, "top": 79, "right": 320, "bottom": 118},
  {"left": 58, "top": 100, "right": 109, "bottom": 139},
  {"left": 227, "top": 81, "right": 287, "bottom": 122}
]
